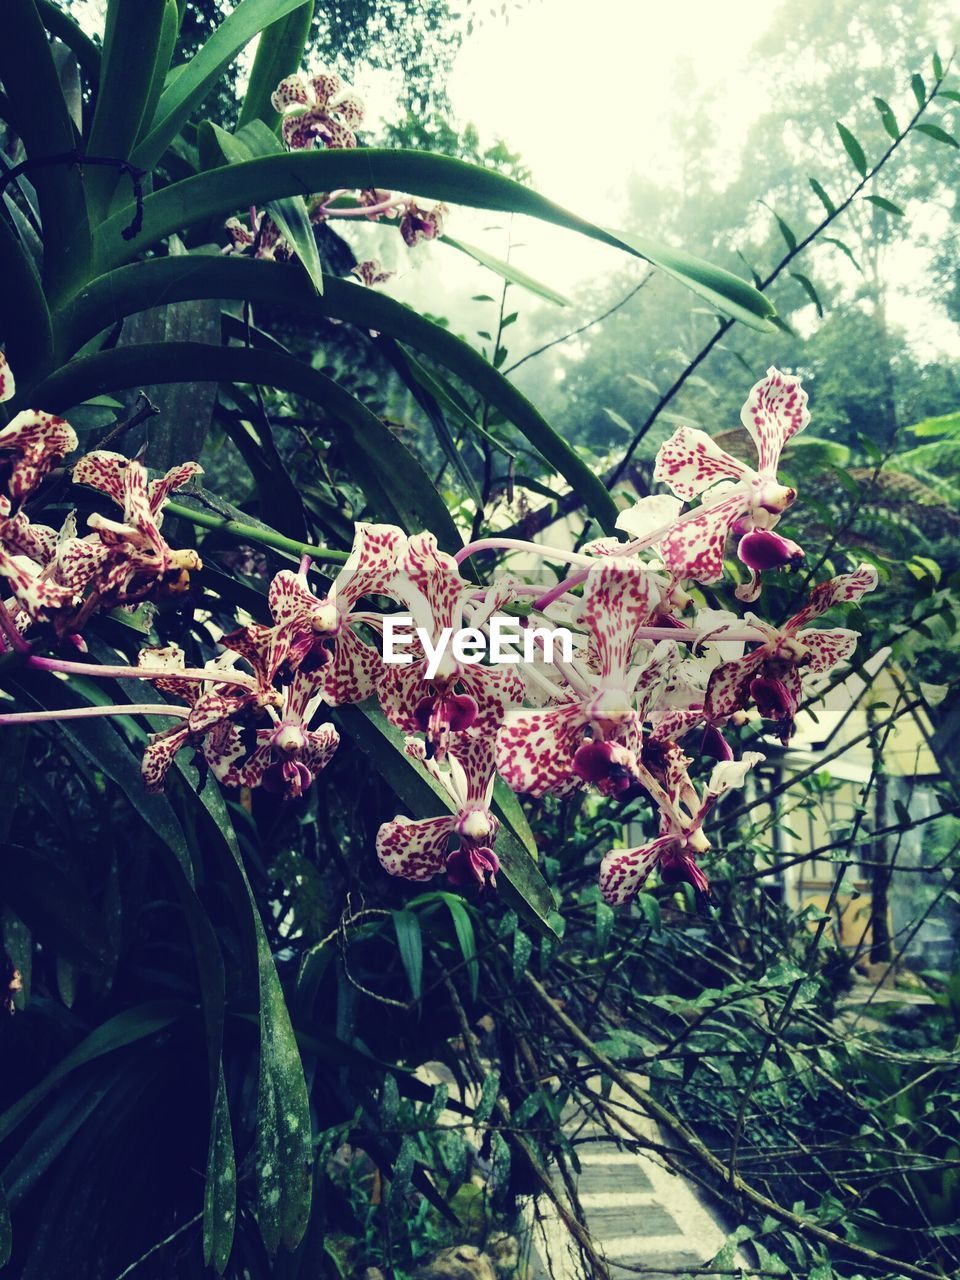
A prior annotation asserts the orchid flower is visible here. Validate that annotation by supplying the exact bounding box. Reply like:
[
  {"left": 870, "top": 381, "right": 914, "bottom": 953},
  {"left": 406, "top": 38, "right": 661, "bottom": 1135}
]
[
  {"left": 379, "top": 533, "right": 524, "bottom": 757},
  {"left": 377, "top": 731, "right": 500, "bottom": 888},
  {"left": 272, "top": 71, "right": 364, "bottom": 151},
  {"left": 208, "top": 667, "right": 340, "bottom": 800},
  {"left": 71, "top": 452, "right": 203, "bottom": 617},
  {"left": 398, "top": 200, "right": 448, "bottom": 247},
  {"left": 268, "top": 522, "right": 406, "bottom": 704},
  {"left": 653, "top": 368, "right": 809, "bottom": 591},
  {"left": 223, "top": 208, "right": 292, "bottom": 261},
  {"left": 139, "top": 641, "right": 280, "bottom": 793},
  {"left": 0, "top": 409, "right": 77, "bottom": 515},
  {"left": 705, "top": 564, "right": 879, "bottom": 740},
  {"left": 600, "top": 752, "right": 764, "bottom": 905},
  {"left": 351, "top": 259, "right": 394, "bottom": 287},
  {"left": 497, "top": 561, "right": 675, "bottom": 797}
]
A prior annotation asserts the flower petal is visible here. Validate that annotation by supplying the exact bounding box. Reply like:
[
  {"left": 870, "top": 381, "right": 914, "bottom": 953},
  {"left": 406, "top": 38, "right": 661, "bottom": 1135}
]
[
  {"left": 0, "top": 411, "right": 78, "bottom": 506},
  {"left": 271, "top": 74, "right": 311, "bottom": 111},
  {"left": 740, "top": 367, "right": 809, "bottom": 475},
  {"left": 614, "top": 493, "right": 683, "bottom": 543},
  {"left": 599, "top": 837, "right": 675, "bottom": 906},
  {"left": 0, "top": 352, "right": 14, "bottom": 403},
  {"left": 496, "top": 701, "right": 587, "bottom": 796},
  {"left": 705, "top": 651, "right": 765, "bottom": 719},
  {"left": 323, "top": 625, "right": 382, "bottom": 705},
  {"left": 707, "top": 751, "right": 765, "bottom": 797},
  {"left": 335, "top": 522, "right": 406, "bottom": 610},
  {"left": 660, "top": 489, "right": 747, "bottom": 583},
  {"left": 654, "top": 425, "right": 749, "bottom": 500},
  {"left": 148, "top": 461, "right": 203, "bottom": 514},
  {"left": 799, "top": 626, "right": 860, "bottom": 674},
  {"left": 376, "top": 814, "right": 454, "bottom": 881},
  {"left": 790, "top": 564, "right": 879, "bottom": 629},
  {"left": 141, "top": 725, "right": 192, "bottom": 793},
  {"left": 581, "top": 559, "right": 656, "bottom": 678}
]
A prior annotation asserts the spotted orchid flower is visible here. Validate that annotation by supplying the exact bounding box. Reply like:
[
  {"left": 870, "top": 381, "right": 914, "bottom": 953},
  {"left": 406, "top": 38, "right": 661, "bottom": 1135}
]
[
  {"left": 72, "top": 452, "right": 203, "bottom": 612},
  {"left": 600, "top": 751, "right": 764, "bottom": 906},
  {"left": 268, "top": 523, "right": 406, "bottom": 704},
  {"left": 208, "top": 667, "right": 340, "bottom": 800},
  {"left": 223, "top": 208, "right": 292, "bottom": 261},
  {"left": 705, "top": 564, "right": 879, "bottom": 741},
  {"left": 398, "top": 200, "right": 447, "bottom": 247},
  {"left": 272, "top": 71, "right": 364, "bottom": 151},
  {"left": 377, "top": 731, "right": 500, "bottom": 889},
  {"left": 0, "top": 352, "right": 14, "bottom": 403},
  {"left": 379, "top": 533, "right": 524, "bottom": 758},
  {"left": 351, "top": 259, "right": 394, "bottom": 287},
  {"left": 0, "top": 409, "right": 78, "bottom": 515},
  {"left": 497, "top": 561, "right": 675, "bottom": 798},
  {"left": 139, "top": 638, "right": 284, "bottom": 793},
  {"left": 653, "top": 368, "right": 809, "bottom": 591}
]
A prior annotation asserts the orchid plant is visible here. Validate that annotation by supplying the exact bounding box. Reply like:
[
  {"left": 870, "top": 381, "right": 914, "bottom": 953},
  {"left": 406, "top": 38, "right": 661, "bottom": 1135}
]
[{"left": 0, "top": 362, "right": 878, "bottom": 909}]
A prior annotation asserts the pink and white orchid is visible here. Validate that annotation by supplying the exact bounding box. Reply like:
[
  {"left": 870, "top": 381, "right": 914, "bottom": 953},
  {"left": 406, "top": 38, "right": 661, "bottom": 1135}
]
[
  {"left": 497, "top": 561, "right": 675, "bottom": 798},
  {"left": 705, "top": 564, "right": 879, "bottom": 740},
  {"left": 0, "top": 352, "right": 14, "bottom": 403},
  {"left": 654, "top": 367, "right": 808, "bottom": 591},
  {"left": 599, "top": 752, "right": 764, "bottom": 905},
  {"left": 377, "top": 731, "right": 500, "bottom": 889},
  {"left": 379, "top": 533, "right": 524, "bottom": 758},
  {"left": 268, "top": 522, "right": 406, "bottom": 704}
]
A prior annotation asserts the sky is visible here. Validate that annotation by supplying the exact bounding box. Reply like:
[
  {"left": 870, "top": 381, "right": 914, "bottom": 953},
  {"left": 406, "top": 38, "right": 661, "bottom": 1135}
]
[{"left": 355, "top": 0, "right": 959, "bottom": 362}]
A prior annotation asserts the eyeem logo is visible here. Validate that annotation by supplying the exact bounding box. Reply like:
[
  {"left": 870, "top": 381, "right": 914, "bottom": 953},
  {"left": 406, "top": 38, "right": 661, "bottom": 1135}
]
[{"left": 383, "top": 614, "right": 575, "bottom": 679}]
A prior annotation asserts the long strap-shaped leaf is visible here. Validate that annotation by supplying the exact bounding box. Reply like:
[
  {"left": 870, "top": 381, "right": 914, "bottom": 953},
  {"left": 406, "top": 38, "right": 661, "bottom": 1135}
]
[
  {"left": 129, "top": 0, "right": 310, "bottom": 172},
  {"left": 30, "top": 339, "right": 465, "bottom": 550},
  {"left": 85, "top": 0, "right": 167, "bottom": 219},
  {"left": 0, "top": 0, "right": 91, "bottom": 302},
  {"left": 237, "top": 0, "right": 313, "bottom": 131},
  {"left": 52, "top": 256, "right": 619, "bottom": 531},
  {"left": 91, "top": 149, "right": 775, "bottom": 331},
  {"left": 35, "top": 0, "right": 102, "bottom": 83},
  {"left": 0, "top": 214, "right": 53, "bottom": 399}
]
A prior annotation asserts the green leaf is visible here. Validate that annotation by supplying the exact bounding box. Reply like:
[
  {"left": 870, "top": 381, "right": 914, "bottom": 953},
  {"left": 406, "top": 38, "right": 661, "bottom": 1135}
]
[
  {"left": 33, "top": 339, "right": 463, "bottom": 551},
  {"left": 141, "top": 0, "right": 180, "bottom": 152},
  {"left": 203, "top": 1062, "right": 237, "bottom": 1274},
  {"left": 238, "top": 0, "right": 313, "bottom": 130},
  {"left": 603, "top": 407, "right": 633, "bottom": 434},
  {"left": 36, "top": 0, "right": 102, "bottom": 83},
  {"left": 915, "top": 122, "right": 959, "bottom": 148},
  {"left": 52, "top": 257, "right": 620, "bottom": 534},
  {"left": 0, "top": 210, "right": 54, "bottom": 396},
  {"left": 768, "top": 206, "right": 798, "bottom": 252},
  {"left": 789, "top": 272, "right": 824, "bottom": 318},
  {"left": 835, "top": 121, "right": 868, "bottom": 177},
  {"left": 0, "top": 842, "right": 112, "bottom": 972},
  {"left": 93, "top": 149, "right": 775, "bottom": 329},
  {"left": 444, "top": 235, "right": 569, "bottom": 306},
  {"left": 392, "top": 910, "right": 424, "bottom": 1001},
  {"left": 130, "top": 0, "right": 309, "bottom": 170},
  {"left": 912, "top": 72, "right": 927, "bottom": 108},
  {"left": 872, "top": 96, "right": 900, "bottom": 140},
  {"left": 0, "top": 0, "right": 91, "bottom": 301},
  {"left": 85, "top": 0, "right": 167, "bottom": 217},
  {"left": 200, "top": 119, "right": 324, "bottom": 293},
  {"left": 808, "top": 177, "right": 836, "bottom": 215},
  {"left": 933, "top": 51, "right": 944, "bottom": 80},
  {"left": 0, "top": 1002, "right": 185, "bottom": 1143},
  {"left": 939, "top": 89, "right": 960, "bottom": 103},
  {"left": 865, "top": 194, "right": 905, "bottom": 216},
  {"left": 0, "top": 1182, "right": 9, "bottom": 1267},
  {"left": 441, "top": 894, "right": 479, "bottom": 1000},
  {"left": 822, "top": 236, "right": 862, "bottom": 273}
]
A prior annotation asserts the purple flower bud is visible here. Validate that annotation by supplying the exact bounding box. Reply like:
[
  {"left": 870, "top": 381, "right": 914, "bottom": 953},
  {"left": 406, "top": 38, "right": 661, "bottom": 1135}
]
[{"left": 737, "top": 528, "right": 804, "bottom": 573}]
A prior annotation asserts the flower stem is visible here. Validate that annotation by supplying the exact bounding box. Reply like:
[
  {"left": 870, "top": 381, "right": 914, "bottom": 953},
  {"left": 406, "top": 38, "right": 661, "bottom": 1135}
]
[
  {"left": 28, "top": 655, "right": 257, "bottom": 690},
  {"left": 455, "top": 538, "right": 598, "bottom": 568},
  {"left": 0, "top": 703, "right": 190, "bottom": 725},
  {"left": 165, "top": 502, "right": 349, "bottom": 563}
]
